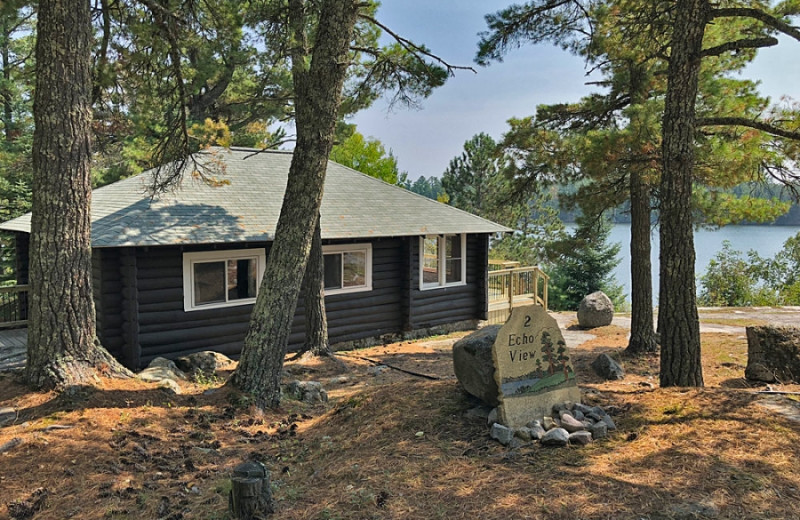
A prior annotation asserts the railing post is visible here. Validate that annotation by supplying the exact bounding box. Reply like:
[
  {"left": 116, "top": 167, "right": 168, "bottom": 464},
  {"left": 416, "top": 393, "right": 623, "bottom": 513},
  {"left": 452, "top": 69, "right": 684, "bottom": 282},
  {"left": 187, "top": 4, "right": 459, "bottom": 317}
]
[
  {"left": 508, "top": 271, "right": 514, "bottom": 316},
  {"left": 543, "top": 274, "right": 548, "bottom": 310}
]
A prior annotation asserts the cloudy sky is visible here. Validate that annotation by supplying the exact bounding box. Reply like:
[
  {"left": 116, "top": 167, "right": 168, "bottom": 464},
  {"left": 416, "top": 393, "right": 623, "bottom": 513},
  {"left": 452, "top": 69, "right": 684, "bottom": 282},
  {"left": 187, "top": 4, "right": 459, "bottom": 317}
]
[{"left": 351, "top": 1, "right": 800, "bottom": 180}]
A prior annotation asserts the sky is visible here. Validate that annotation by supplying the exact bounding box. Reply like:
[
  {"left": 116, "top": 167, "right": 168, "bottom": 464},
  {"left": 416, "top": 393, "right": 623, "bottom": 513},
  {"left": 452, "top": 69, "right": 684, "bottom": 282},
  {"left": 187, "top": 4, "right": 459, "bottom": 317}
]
[{"left": 350, "top": 1, "right": 800, "bottom": 181}]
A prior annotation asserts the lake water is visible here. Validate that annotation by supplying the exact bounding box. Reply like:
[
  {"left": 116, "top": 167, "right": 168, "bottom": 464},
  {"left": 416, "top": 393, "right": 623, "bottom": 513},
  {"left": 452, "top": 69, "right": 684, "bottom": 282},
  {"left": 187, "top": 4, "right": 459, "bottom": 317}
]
[{"left": 602, "top": 224, "right": 799, "bottom": 303}]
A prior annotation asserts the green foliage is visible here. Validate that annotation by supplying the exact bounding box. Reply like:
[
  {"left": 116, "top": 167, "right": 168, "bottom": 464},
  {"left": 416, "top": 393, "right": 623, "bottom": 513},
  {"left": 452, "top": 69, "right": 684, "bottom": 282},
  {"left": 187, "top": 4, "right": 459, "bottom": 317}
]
[
  {"left": 330, "top": 131, "right": 399, "bottom": 184},
  {"left": 545, "top": 214, "right": 625, "bottom": 311},
  {"left": 440, "top": 133, "right": 566, "bottom": 266},
  {"left": 698, "top": 242, "right": 766, "bottom": 306},
  {"left": 442, "top": 133, "right": 499, "bottom": 215},
  {"left": 399, "top": 174, "right": 446, "bottom": 200},
  {"left": 699, "top": 235, "right": 800, "bottom": 306}
]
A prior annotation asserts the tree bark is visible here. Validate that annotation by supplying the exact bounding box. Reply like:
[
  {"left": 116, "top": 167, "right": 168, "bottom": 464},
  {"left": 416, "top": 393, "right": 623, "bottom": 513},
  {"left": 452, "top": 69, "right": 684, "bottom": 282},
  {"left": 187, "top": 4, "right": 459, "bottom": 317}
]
[
  {"left": 626, "top": 169, "right": 658, "bottom": 354},
  {"left": 27, "top": 0, "right": 130, "bottom": 388},
  {"left": 304, "top": 215, "right": 331, "bottom": 356},
  {"left": 658, "top": 0, "right": 707, "bottom": 387},
  {"left": 230, "top": 0, "right": 360, "bottom": 408}
]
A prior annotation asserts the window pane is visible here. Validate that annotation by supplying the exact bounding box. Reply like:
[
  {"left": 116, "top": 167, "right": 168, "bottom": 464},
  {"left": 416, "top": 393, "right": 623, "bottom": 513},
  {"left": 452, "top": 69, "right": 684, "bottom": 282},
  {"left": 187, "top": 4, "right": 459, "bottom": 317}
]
[
  {"left": 342, "top": 251, "right": 366, "bottom": 287},
  {"left": 445, "top": 235, "right": 462, "bottom": 284},
  {"left": 194, "top": 261, "right": 225, "bottom": 305},
  {"left": 446, "top": 258, "right": 462, "bottom": 283},
  {"left": 422, "top": 237, "right": 439, "bottom": 285},
  {"left": 228, "top": 258, "right": 257, "bottom": 301},
  {"left": 324, "top": 254, "right": 342, "bottom": 290}
]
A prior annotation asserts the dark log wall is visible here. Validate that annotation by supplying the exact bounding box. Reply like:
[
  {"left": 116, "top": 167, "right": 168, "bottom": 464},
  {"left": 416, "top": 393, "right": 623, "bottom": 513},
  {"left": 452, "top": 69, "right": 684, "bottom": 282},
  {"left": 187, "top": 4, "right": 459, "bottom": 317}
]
[
  {"left": 289, "top": 238, "right": 405, "bottom": 347},
  {"left": 134, "top": 243, "right": 258, "bottom": 368},
  {"left": 72, "top": 233, "right": 487, "bottom": 370},
  {"left": 123, "top": 238, "right": 405, "bottom": 368},
  {"left": 93, "top": 248, "right": 125, "bottom": 359},
  {"left": 407, "top": 233, "right": 488, "bottom": 329}
]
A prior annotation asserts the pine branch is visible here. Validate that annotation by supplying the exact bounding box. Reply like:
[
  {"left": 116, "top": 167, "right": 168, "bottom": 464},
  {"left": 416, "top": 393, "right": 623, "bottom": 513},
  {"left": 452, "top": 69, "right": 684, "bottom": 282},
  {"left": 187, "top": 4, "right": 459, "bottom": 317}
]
[
  {"left": 701, "top": 36, "right": 778, "bottom": 57},
  {"left": 712, "top": 7, "right": 800, "bottom": 42},
  {"left": 359, "top": 14, "right": 475, "bottom": 75},
  {"left": 697, "top": 117, "right": 800, "bottom": 141}
]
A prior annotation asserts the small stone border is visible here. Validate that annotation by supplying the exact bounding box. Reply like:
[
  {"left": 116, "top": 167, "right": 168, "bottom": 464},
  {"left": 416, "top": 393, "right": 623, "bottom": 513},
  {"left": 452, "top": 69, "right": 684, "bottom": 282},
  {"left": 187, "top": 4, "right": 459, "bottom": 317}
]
[{"left": 488, "top": 401, "right": 616, "bottom": 448}]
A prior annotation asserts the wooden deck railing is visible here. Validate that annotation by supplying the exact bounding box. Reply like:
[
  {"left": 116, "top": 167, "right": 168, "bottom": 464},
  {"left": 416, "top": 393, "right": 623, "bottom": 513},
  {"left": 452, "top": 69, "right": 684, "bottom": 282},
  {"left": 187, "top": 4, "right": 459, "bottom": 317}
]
[
  {"left": 487, "top": 266, "right": 548, "bottom": 325},
  {"left": 0, "top": 284, "right": 29, "bottom": 329}
]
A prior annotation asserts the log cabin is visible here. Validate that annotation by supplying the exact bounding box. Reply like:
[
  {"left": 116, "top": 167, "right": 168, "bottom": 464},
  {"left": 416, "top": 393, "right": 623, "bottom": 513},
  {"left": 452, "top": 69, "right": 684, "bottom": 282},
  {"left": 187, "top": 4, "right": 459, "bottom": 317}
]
[{"left": 0, "top": 148, "right": 509, "bottom": 370}]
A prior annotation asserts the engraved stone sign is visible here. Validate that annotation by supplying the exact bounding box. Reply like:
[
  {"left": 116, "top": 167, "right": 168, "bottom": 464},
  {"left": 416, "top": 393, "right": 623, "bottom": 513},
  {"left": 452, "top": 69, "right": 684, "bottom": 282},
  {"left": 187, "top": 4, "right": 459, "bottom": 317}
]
[{"left": 492, "top": 305, "right": 581, "bottom": 428}]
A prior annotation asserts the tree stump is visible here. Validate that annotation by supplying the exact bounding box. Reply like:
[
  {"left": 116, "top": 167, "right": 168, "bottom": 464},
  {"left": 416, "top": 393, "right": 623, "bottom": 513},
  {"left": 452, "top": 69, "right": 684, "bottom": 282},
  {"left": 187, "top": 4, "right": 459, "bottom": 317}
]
[
  {"left": 229, "top": 461, "right": 274, "bottom": 519},
  {"left": 745, "top": 326, "right": 800, "bottom": 383}
]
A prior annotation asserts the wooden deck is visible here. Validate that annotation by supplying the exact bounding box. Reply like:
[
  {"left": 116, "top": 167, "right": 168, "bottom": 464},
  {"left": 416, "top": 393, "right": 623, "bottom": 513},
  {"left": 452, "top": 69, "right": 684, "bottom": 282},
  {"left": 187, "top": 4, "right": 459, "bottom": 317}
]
[{"left": 0, "top": 328, "right": 27, "bottom": 372}]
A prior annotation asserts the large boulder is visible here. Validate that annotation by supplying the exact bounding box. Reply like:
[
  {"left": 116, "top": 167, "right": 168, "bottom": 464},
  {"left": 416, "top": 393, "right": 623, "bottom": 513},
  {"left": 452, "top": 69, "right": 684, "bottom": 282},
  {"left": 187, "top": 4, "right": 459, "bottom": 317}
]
[
  {"left": 577, "top": 291, "right": 614, "bottom": 329},
  {"left": 745, "top": 326, "right": 800, "bottom": 383},
  {"left": 453, "top": 325, "right": 501, "bottom": 406}
]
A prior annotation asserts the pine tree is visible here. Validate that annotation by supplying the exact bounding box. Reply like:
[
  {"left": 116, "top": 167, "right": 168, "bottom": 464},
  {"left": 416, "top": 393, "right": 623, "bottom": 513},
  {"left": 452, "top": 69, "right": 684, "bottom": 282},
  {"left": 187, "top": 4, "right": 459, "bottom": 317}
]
[{"left": 546, "top": 213, "right": 624, "bottom": 311}]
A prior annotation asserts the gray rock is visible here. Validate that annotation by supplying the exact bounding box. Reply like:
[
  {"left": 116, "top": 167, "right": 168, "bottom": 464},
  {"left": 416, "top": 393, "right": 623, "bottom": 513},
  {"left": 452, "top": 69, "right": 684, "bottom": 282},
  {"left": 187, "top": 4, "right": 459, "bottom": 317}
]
[
  {"left": 529, "top": 423, "right": 546, "bottom": 440},
  {"left": 286, "top": 380, "right": 328, "bottom": 403},
  {"left": 490, "top": 423, "right": 514, "bottom": 445},
  {"left": 669, "top": 500, "right": 720, "bottom": 519},
  {"left": 158, "top": 378, "right": 182, "bottom": 395},
  {"left": 138, "top": 357, "right": 186, "bottom": 385},
  {"left": 589, "top": 422, "right": 608, "bottom": 440},
  {"left": 573, "top": 409, "right": 585, "bottom": 421},
  {"left": 514, "top": 427, "right": 533, "bottom": 442},
  {"left": 552, "top": 402, "right": 568, "bottom": 414},
  {"left": 508, "top": 437, "right": 525, "bottom": 449},
  {"left": 568, "top": 431, "right": 593, "bottom": 446},
  {"left": 329, "top": 376, "right": 350, "bottom": 385},
  {"left": 745, "top": 325, "right": 800, "bottom": 383},
  {"left": 367, "top": 365, "right": 389, "bottom": 376},
  {"left": 0, "top": 407, "right": 17, "bottom": 427},
  {"left": 452, "top": 326, "right": 501, "bottom": 406},
  {"left": 465, "top": 406, "right": 492, "bottom": 421},
  {"left": 601, "top": 415, "right": 617, "bottom": 431},
  {"left": 487, "top": 407, "right": 498, "bottom": 427},
  {"left": 577, "top": 291, "right": 614, "bottom": 328},
  {"left": 574, "top": 403, "right": 594, "bottom": 415},
  {"left": 525, "top": 420, "right": 546, "bottom": 440},
  {"left": 542, "top": 416, "right": 557, "bottom": 430},
  {"left": 174, "top": 351, "right": 233, "bottom": 376},
  {"left": 559, "top": 412, "right": 586, "bottom": 433},
  {"left": 587, "top": 412, "right": 604, "bottom": 422},
  {"left": 540, "top": 428, "right": 569, "bottom": 447},
  {"left": 591, "top": 353, "right": 625, "bottom": 380}
]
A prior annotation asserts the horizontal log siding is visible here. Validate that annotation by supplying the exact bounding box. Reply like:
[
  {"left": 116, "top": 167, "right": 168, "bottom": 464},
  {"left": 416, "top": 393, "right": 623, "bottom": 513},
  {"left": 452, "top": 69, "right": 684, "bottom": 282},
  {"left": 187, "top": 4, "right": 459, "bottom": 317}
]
[
  {"left": 93, "top": 248, "right": 126, "bottom": 358},
  {"left": 134, "top": 239, "right": 404, "bottom": 368},
  {"left": 408, "top": 234, "right": 487, "bottom": 329},
  {"left": 136, "top": 243, "right": 264, "bottom": 368}
]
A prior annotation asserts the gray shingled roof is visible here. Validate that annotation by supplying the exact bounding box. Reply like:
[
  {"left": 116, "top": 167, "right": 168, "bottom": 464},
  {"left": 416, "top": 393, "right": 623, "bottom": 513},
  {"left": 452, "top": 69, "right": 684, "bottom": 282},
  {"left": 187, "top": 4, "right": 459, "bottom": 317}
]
[{"left": 0, "top": 148, "right": 509, "bottom": 247}]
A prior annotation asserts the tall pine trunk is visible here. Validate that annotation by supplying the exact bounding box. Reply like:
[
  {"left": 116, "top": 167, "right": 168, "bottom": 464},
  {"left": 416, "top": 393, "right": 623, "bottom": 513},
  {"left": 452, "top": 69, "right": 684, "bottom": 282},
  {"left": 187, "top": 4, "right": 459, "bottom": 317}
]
[
  {"left": 658, "top": 0, "right": 707, "bottom": 387},
  {"left": 304, "top": 215, "right": 330, "bottom": 356},
  {"left": 27, "top": 0, "right": 129, "bottom": 388},
  {"left": 231, "top": 0, "right": 359, "bottom": 408},
  {"left": 626, "top": 169, "right": 657, "bottom": 354}
]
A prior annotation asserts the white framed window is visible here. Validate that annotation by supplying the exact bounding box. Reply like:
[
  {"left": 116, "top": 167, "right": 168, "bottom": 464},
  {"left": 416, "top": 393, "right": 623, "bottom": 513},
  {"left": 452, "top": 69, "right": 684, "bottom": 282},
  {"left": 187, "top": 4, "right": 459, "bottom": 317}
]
[
  {"left": 322, "top": 243, "right": 372, "bottom": 295},
  {"left": 182, "top": 249, "right": 266, "bottom": 311},
  {"left": 420, "top": 233, "right": 467, "bottom": 290}
]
